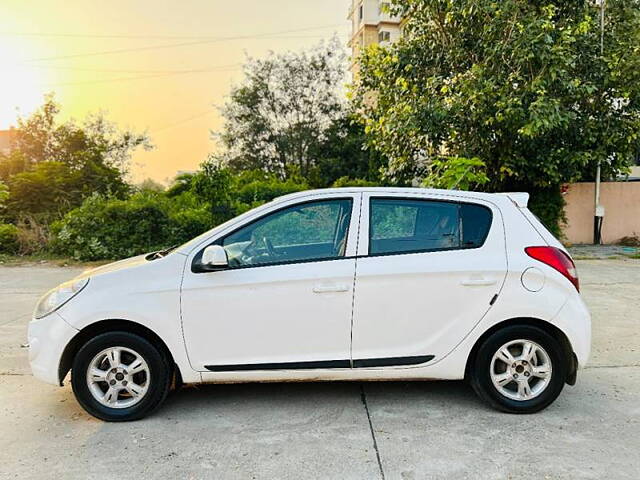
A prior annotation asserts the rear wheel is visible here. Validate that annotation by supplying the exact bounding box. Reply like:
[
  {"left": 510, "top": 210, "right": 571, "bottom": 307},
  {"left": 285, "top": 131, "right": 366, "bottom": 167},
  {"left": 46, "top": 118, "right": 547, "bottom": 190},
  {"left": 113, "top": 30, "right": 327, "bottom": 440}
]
[
  {"left": 71, "top": 331, "right": 171, "bottom": 421},
  {"left": 469, "top": 325, "right": 567, "bottom": 413}
]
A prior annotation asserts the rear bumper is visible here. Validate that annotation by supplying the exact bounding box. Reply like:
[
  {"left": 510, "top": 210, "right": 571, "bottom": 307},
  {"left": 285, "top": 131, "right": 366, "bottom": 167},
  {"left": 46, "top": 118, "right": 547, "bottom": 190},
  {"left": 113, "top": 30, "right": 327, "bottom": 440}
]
[
  {"left": 553, "top": 292, "right": 592, "bottom": 369},
  {"left": 28, "top": 312, "right": 78, "bottom": 386}
]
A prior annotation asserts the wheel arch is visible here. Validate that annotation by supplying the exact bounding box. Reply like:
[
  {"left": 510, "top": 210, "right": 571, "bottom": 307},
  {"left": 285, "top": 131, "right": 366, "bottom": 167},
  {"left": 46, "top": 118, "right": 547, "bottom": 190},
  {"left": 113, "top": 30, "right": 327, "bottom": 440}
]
[
  {"left": 464, "top": 317, "right": 577, "bottom": 385},
  {"left": 58, "top": 319, "right": 180, "bottom": 387}
]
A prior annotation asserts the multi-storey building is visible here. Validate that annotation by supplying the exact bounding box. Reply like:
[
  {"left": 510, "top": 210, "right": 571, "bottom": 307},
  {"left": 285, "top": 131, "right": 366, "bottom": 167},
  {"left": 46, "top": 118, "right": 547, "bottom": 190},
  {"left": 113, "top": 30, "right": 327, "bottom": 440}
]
[{"left": 348, "top": 0, "right": 402, "bottom": 78}]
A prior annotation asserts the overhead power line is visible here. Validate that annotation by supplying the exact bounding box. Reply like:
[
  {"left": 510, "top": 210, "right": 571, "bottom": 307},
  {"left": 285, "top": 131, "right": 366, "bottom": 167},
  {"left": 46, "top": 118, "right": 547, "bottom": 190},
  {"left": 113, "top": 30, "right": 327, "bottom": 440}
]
[
  {"left": 0, "top": 24, "right": 346, "bottom": 41},
  {"left": 42, "top": 63, "right": 242, "bottom": 87},
  {"left": 24, "top": 24, "right": 347, "bottom": 62},
  {"left": 32, "top": 63, "right": 241, "bottom": 75},
  {"left": 151, "top": 110, "right": 217, "bottom": 134}
]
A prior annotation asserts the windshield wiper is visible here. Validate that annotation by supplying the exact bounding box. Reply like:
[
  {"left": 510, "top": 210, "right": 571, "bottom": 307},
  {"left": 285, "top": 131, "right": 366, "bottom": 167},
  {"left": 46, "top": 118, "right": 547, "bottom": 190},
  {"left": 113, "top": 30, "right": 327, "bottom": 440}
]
[{"left": 147, "top": 245, "right": 178, "bottom": 260}]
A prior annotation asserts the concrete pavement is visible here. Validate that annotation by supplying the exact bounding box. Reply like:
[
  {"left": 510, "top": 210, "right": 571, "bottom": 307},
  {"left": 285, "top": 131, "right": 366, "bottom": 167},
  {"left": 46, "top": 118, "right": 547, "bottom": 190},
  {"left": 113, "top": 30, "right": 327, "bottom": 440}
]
[{"left": 0, "top": 259, "right": 639, "bottom": 479}]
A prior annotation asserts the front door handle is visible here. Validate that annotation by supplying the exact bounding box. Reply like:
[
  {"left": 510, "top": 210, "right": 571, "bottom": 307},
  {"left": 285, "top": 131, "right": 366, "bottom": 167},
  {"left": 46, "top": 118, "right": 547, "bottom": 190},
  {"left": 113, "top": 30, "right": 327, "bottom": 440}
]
[
  {"left": 313, "top": 284, "right": 350, "bottom": 293},
  {"left": 461, "top": 278, "right": 497, "bottom": 287}
]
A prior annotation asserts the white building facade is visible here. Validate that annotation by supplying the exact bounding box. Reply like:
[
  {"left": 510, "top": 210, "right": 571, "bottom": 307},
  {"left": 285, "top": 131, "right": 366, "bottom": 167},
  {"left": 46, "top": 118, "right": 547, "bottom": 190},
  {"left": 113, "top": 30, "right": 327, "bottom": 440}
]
[{"left": 348, "top": 0, "right": 402, "bottom": 78}]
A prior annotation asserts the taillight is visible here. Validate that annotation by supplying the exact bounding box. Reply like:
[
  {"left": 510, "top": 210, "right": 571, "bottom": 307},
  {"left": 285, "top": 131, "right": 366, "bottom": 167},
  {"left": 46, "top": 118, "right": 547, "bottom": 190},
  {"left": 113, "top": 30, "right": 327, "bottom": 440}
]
[{"left": 525, "top": 246, "right": 579, "bottom": 292}]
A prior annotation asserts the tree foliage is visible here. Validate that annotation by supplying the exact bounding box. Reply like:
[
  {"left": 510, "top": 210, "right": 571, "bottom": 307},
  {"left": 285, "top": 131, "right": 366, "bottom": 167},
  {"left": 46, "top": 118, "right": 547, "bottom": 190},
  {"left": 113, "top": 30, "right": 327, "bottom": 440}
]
[
  {"left": 355, "top": 0, "right": 640, "bottom": 190},
  {"left": 217, "top": 37, "right": 347, "bottom": 179},
  {"left": 6, "top": 161, "right": 128, "bottom": 222},
  {"left": 0, "top": 223, "right": 19, "bottom": 254},
  {"left": 51, "top": 192, "right": 199, "bottom": 261},
  {"left": 309, "top": 113, "right": 387, "bottom": 187},
  {"left": 11, "top": 95, "right": 150, "bottom": 174},
  {"left": 1, "top": 95, "right": 151, "bottom": 222},
  {"left": 422, "top": 157, "right": 489, "bottom": 191},
  {"left": 52, "top": 164, "right": 310, "bottom": 260}
]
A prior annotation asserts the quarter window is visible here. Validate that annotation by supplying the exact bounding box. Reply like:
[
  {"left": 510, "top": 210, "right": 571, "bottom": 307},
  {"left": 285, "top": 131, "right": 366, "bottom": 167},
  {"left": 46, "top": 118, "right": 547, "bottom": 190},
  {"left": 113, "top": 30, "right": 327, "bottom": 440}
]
[
  {"left": 369, "top": 198, "right": 492, "bottom": 255},
  {"left": 221, "top": 199, "right": 353, "bottom": 268}
]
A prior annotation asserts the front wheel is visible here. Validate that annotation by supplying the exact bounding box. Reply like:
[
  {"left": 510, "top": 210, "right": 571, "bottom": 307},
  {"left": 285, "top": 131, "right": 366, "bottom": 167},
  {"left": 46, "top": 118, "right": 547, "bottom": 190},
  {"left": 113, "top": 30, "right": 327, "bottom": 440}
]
[
  {"left": 71, "top": 331, "right": 171, "bottom": 421},
  {"left": 469, "top": 325, "right": 567, "bottom": 413}
]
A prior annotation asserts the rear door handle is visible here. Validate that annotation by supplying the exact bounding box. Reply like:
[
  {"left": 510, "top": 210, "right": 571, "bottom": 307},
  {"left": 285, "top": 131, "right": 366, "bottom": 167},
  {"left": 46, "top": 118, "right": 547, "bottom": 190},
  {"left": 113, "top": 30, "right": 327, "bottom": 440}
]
[
  {"left": 461, "top": 278, "right": 497, "bottom": 287},
  {"left": 313, "top": 284, "right": 350, "bottom": 293}
]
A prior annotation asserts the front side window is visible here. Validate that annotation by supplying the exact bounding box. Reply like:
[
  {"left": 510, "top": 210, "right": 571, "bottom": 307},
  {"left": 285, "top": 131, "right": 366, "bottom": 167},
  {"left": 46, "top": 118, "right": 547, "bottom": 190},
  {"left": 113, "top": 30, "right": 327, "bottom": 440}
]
[
  {"left": 369, "top": 198, "right": 492, "bottom": 255},
  {"left": 221, "top": 199, "right": 353, "bottom": 268}
]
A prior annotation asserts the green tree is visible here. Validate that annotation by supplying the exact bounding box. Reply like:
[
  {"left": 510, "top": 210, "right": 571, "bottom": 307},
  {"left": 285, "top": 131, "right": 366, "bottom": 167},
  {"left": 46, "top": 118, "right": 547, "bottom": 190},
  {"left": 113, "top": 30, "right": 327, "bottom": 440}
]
[
  {"left": 422, "top": 157, "right": 489, "bottom": 191},
  {"left": 2, "top": 96, "right": 151, "bottom": 222},
  {"left": 166, "top": 172, "right": 196, "bottom": 197},
  {"left": 191, "top": 157, "right": 236, "bottom": 224},
  {"left": 12, "top": 95, "right": 150, "bottom": 174},
  {"left": 0, "top": 150, "right": 29, "bottom": 182},
  {"left": 355, "top": 0, "right": 640, "bottom": 231},
  {"left": 137, "top": 178, "right": 166, "bottom": 192},
  {"left": 232, "top": 169, "right": 308, "bottom": 209},
  {"left": 310, "top": 113, "right": 386, "bottom": 187},
  {"left": 217, "top": 37, "right": 347, "bottom": 179}
]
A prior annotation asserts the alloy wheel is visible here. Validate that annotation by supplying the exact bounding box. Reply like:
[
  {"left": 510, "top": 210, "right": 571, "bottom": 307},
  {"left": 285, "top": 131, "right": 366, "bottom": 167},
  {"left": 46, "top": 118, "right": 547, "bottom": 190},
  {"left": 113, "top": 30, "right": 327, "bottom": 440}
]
[
  {"left": 489, "top": 339, "right": 552, "bottom": 401},
  {"left": 86, "top": 346, "right": 150, "bottom": 409}
]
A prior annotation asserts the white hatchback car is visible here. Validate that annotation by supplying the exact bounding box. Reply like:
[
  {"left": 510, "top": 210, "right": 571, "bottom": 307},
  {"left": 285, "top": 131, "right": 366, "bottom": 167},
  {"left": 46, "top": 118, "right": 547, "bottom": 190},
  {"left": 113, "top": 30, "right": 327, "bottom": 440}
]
[{"left": 29, "top": 188, "right": 590, "bottom": 421}]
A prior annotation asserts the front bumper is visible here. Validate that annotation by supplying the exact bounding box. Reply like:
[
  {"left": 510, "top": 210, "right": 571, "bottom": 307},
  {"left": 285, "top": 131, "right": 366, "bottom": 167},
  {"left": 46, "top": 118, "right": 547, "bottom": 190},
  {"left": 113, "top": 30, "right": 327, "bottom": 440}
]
[{"left": 28, "top": 312, "right": 78, "bottom": 385}]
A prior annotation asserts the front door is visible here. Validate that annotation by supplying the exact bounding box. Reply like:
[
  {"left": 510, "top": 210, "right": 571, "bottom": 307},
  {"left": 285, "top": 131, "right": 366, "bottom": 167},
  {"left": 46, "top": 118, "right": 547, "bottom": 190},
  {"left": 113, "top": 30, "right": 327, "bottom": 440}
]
[
  {"left": 351, "top": 193, "right": 507, "bottom": 366},
  {"left": 181, "top": 195, "right": 360, "bottom": 371}
]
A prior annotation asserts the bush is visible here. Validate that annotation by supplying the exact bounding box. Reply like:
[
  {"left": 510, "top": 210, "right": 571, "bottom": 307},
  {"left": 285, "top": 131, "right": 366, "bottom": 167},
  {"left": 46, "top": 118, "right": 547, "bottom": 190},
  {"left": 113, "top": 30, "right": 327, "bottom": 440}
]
[
  {"left": 51, "top": 168, "right": 315, "bottom": 261},
  {"left": 167, "top": 205, "right": 212, "bottom": 242},
  {"left": 52, "top": 192, "right": 212, "bottom": 261},
  {"left": 331, "top": 177, "right": 380, "bottom": 188},
  {"left": 235, "top": 175, "right": 308, "bottom": 207},
  {"left": 0, "top": 223, "right": 19, "bottom": 254},
  {"left": 15, "top": 218, "right": 49, "bottom": 255}
]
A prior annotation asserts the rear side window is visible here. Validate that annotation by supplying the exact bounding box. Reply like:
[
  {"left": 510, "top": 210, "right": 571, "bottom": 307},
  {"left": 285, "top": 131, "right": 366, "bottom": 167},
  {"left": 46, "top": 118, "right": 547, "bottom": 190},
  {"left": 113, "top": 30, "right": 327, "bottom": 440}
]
[
  {"left": 369, "top": 198, "right": 492, "bottom": 255},
  {"left": 460, "top": 203, "right": 493, "bottom": 248}
]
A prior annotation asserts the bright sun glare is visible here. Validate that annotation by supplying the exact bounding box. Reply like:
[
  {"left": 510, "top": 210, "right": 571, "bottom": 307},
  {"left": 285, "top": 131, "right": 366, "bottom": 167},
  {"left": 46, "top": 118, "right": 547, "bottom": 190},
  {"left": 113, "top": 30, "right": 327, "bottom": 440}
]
[{"left": 0, "top": 44, "right": 48, "bottom": 129}]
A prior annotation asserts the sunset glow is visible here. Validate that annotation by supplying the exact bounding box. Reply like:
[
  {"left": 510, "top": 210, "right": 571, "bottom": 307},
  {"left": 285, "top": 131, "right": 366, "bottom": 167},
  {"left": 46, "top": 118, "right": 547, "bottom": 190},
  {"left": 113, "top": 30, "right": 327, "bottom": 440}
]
[
  {"left": 0, "top": 0, "right": 350, "bottom": 181},
  {"left": 0, "top": 43, "right": 51, "bottom": 127}
]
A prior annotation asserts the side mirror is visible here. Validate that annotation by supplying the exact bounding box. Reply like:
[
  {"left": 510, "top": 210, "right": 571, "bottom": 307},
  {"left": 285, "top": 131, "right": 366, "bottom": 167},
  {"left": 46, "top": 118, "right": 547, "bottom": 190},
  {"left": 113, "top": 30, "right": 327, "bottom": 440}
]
[{"left": 200, "top": 245, "right": 228, "bottom": 271}]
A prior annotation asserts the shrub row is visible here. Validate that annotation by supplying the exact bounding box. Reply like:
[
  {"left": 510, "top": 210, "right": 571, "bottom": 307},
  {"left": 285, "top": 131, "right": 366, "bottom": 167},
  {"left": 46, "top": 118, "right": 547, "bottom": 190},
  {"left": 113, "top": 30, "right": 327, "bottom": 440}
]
[
  {"left": 51, "top": 192, "right": 212, "bottom": 261},
  {"left": 0, "top": 223, "right": 19, "bottom": 254}
]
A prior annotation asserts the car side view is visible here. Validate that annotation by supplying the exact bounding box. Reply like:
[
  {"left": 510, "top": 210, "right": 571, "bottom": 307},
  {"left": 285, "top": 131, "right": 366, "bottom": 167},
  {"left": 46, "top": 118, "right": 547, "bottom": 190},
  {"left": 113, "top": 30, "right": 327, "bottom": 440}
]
[{"left": 28, "top": 188, "right": 591, "bottom": 421}]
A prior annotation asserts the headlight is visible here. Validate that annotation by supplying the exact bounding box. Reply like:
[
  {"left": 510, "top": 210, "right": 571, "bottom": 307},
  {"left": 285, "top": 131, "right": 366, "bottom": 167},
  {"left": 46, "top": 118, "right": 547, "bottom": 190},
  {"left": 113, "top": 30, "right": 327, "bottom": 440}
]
[{"left": 34, "top": 278, "right": 89, "bottom": 319}]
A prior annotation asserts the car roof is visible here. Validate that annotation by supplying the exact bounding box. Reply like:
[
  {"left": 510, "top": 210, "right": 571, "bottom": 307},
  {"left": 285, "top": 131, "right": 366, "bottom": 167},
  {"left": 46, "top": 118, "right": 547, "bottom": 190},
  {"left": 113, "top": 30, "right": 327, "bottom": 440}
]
[{"left": 275, "top": 187, "right": 525, "bottom": 206}]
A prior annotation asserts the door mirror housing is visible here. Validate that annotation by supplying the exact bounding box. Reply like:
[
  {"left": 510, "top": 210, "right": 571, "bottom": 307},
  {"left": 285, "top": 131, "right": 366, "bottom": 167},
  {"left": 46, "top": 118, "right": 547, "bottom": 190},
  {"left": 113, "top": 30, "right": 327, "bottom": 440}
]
[{"left": 199, "top": 245, "right": 229, "bottom": 271}]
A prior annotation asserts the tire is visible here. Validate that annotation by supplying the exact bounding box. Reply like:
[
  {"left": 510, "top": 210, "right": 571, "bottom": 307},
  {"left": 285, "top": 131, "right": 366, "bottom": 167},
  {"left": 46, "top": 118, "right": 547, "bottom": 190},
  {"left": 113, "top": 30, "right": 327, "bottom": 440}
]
[
  {"left": 469, "top": 325, "right": 567, "bottom": 414},
  {"left": 71, "top": 331, "right": 171, "bottom": 422}
]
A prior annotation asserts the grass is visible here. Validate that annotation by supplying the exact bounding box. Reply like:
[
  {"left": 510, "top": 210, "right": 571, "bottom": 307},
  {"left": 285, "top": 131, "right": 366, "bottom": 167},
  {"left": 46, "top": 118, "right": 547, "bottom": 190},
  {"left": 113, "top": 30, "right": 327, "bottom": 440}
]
[
  {"left": 573, "top": 254, "right": 640, "bottom": 261},
  {"left": 0, "top": 252, "right": 109, "bottom": 268}
]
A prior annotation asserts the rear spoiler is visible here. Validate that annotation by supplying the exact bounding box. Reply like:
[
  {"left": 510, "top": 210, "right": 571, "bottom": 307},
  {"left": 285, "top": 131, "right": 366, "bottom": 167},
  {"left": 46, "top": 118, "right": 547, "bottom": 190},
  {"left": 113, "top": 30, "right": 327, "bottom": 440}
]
[
  {"left": 497, "top": 192, "right": 529, "bottom": 208},
  {"left": 500, "top": 192, "right": 565, "bottom": 249}
]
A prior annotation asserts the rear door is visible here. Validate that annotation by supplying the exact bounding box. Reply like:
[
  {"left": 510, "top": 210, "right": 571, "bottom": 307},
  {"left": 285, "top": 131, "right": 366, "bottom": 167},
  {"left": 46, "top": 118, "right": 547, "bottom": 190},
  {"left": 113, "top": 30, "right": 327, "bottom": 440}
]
[{"left": 351, "top": 192, "right": 507, "bottom": 366}]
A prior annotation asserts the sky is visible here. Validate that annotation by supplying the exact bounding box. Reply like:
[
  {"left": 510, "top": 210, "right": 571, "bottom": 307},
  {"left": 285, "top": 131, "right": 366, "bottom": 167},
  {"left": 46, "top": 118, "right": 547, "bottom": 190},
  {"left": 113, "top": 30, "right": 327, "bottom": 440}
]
[{"left": 0, "top": 0, "right": 351, "bottom": 183}]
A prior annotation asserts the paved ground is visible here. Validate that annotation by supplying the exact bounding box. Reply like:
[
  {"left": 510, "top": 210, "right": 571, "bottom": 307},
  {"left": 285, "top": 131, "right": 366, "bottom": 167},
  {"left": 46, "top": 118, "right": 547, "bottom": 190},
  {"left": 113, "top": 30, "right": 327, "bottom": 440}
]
[
  {"left": 1, "top": 259, "right": 639, "bottom": 479},
  {"left": 569, "top": 244, "right": 639, "bottom": 259}
]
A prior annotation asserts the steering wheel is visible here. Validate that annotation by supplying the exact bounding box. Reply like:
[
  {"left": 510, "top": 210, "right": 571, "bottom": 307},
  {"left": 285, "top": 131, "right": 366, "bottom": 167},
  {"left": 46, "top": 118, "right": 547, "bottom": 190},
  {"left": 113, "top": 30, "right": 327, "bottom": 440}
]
[{"left": 263, "top": 237, "right": 277, "bottom": 258}]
